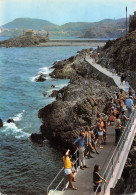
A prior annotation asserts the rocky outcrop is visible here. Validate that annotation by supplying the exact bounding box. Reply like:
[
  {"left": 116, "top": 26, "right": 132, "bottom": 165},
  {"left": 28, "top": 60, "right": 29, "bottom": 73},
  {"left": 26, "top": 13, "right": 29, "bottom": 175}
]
[
  {"left": 30, "top": 133, "right": 45, "bottom": 143},
  {"left": 49, "top": 90, "right": 58, "bottom": 98},
  {"left": 7, "top": 119, "right": 15, "bottom": 123},
  {"left": 0, "top": 35, "right": 48, "bottom": 48},
  {"left": 35, "top": 73, "right": 46, "bottom": 82},
  {"left": 0, "top": 118, "right": 3, "bottom": 128},
  {"left": 96, "top": 30, "right": 136, "bottom": 91},
  {"left": 39, "top": 80, "right": 117, "bottom": 149},
  {"left": 111, "top": 136, "right": 136, "bottom": 194},
  {"left": 36, "top": 50, "right": 119, "bottom": 149}
]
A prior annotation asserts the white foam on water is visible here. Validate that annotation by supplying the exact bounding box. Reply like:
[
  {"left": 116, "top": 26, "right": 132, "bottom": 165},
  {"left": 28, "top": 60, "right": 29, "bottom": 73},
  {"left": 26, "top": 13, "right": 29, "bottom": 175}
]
[
  {"left": 46, "top": 88, "right": 55, "bottom": 95},
  {"left": 2, "top": 121, "right": 30, "bottom": 139},
  {"left": 55, "top": 83, "right": 69, "bottom": 90},
  {"left": 39, "top": 67, "right": 52, "bottom": 74},
  {"left": 30, "top": 67, "right": 54, "bottom": 82},
  {"left": 30, "top": 76, "right": 37, "bottom": 82},
  {"left": 12, "top": 110, "right": 25, "bottom": 121},
  {"left": 38, "top": 67, "right": 53, "bottom": 80}
]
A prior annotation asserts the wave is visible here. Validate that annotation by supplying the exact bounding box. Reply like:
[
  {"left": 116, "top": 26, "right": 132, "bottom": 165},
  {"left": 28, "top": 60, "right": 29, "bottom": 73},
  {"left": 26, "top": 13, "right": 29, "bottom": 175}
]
[
  {"left": 2, "top": 120, "right": 30, "bottom": 139},
  {"left": 12, "top": 110, "right": 25, "bottom": 122},
  {"left": 39, "top": 67, "right": 53, "bottom": 75},
  {"left": 55, "top": 83, "right": 69, "bottom": 89},
  {"left": 30, "top": 67, "right": 53, "bottom": 82}
]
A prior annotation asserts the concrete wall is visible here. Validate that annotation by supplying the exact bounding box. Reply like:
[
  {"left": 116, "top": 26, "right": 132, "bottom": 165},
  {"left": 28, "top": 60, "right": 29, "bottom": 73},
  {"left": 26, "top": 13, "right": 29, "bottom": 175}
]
[{"left": 85, "top": 60, "right": 117, "bottom": 87}]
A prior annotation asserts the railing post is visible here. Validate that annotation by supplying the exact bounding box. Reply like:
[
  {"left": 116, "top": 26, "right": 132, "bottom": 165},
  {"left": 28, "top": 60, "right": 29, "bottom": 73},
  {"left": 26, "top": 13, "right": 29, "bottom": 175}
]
[
  {"left": 112, "top": 157, "right": 114, "bottom": 176},
  {"left": 63, "top": 174, "right": 65, "bottom": 190},
  {"left": 118, "top": 144, "right": 120, "bottom": 163},
  {"left": 104, "top": 183, "right": 105, "bottom": 193}
]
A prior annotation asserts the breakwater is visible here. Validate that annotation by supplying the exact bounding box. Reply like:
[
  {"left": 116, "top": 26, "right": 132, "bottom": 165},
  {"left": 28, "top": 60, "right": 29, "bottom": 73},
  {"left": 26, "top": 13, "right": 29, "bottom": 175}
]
[{"left": 39, "top": 39, "right": 106, "bottom": 47}]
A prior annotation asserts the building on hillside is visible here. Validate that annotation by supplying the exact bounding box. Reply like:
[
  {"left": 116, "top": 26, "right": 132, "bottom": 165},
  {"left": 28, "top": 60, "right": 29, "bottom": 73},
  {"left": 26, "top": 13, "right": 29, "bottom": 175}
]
[
  {"left": 24, "top": 29, "right": 49, "bottom": 41},
  {"left": 25, "top": 30, "right": 33, "bottom": 37},
  {"left": 129, "top": 11, "right": 136, "bottom": 32}
]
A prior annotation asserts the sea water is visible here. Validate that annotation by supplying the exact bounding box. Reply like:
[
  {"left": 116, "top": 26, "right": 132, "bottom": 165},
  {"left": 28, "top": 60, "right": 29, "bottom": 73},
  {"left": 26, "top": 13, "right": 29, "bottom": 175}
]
[{"left": 0, "top": 45, "right": 91, "bottom": 194}]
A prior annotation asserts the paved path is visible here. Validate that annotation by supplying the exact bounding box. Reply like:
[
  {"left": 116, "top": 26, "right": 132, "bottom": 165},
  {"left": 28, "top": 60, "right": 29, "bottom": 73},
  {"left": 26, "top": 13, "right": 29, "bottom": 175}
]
[
  {"left": 64, "top": 126, "right": 116, "bottom": 195},
  {"left": 63, "top": 56, "right": 130, "bottom": 195},
  {"left": 86, "top": 55, "right": 129, "bottom": 92}
]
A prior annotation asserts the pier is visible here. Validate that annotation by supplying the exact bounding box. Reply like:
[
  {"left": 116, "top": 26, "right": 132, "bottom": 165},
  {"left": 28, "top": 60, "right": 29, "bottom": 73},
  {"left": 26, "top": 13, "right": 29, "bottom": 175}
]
[
  {"left": 47, "top": 55, "right": 136, "bottom": 195},
  {"left": 39, "top": 40, "right": 106, "bottom": 47}
]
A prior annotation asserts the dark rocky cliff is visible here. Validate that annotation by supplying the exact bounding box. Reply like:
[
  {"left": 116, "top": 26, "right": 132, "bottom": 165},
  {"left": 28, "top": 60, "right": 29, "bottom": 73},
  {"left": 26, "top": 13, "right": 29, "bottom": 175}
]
[
  {"left": 37, "top": 50, "right": 119, "bottom": 150},
  {"left": 96, "top": 30, "right": 136, "bottom": 91}
]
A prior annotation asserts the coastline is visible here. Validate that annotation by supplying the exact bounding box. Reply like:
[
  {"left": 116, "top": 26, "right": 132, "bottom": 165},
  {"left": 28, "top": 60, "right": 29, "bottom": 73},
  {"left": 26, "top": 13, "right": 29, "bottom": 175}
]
[
  {"left": 0, "top": 37, "right": 106, "bottom": 48},
  {"left": 34, "top": 48, "right": 120, "bottom": 150}
]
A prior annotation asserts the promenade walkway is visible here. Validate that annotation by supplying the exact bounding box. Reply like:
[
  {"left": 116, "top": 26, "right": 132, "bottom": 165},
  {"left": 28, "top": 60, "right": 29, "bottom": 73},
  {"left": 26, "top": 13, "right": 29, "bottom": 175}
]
[
  {"left": 86, "top": 55, "right": 129, "bottom": 92},
  {"left": 63, "top": 56, "right": 131, "bottom": 195},
  {"left": 49, "top": 55, "right": 134, "bottom": 195}
]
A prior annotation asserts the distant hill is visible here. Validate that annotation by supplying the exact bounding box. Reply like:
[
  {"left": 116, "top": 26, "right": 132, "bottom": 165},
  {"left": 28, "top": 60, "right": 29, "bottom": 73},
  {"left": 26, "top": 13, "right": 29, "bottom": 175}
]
[
  {"left": 83, "top": 18, "right": 127, "bottom": 38},
  {"left": 60, "top": 18, "right": 127, "bottom": 38},
  {"left": 2, "top": 18, "right": 59, "bottom": 31},
  {"left": 1, "top": 17, "right": 127, "bottom": 38}
]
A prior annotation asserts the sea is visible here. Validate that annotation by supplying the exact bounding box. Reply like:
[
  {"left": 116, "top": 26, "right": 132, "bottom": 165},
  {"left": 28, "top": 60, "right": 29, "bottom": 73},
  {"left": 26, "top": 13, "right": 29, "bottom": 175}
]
[{"left": 0, "top": 36, "right": 91, "bottom": 194}]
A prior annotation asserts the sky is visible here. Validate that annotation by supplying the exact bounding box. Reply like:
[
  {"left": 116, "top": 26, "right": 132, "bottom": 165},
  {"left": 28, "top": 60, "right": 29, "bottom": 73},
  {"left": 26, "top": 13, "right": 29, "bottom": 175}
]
[{"left": 0, "top": 0, "right": 136, "bottom": 26}]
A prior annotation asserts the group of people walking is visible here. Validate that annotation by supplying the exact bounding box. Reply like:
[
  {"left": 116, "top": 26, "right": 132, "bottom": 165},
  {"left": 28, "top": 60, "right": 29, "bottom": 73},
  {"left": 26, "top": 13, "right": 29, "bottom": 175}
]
[{"left": 62, "top": 87, "right": 135, "bottom": 194}]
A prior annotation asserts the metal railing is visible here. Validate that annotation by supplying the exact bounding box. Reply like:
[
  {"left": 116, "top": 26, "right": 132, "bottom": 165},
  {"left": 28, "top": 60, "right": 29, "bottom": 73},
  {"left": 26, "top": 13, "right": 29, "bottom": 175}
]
[
  {"left": 94, "top": 110, "right": 136, "bottom": 195},
  {"left": 46, "top": 150, "right": 79, "bottom": 195}
]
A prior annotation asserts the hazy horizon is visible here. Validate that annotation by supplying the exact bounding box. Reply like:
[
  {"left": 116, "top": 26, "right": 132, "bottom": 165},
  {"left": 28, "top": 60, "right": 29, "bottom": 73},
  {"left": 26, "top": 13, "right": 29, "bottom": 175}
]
[{"left": 0, "top": 0, "right": 136, "bottom": 26}]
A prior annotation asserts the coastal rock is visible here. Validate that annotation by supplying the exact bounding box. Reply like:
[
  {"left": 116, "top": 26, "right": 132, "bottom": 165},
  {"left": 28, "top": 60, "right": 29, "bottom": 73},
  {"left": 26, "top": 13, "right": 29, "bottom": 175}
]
[
  {"left": 51, "top": 85, "right": 55, "bottom": 88},
  {"left": 0, "top": 118, "right": 3, "bottom": 128},
  {"left": 38, "top": 78, "right": 117, "bottom": 149},
  {"left": 50, "top": 51, "right": 117, "bottom": 87},
  {"left": 43, "top": 92, "right": 47, "bottom": 96},
  {"left": 31, "top": 133, "right": 45, "bottom": 143},
  {"left": 35, "top": 74, "right": 46, "bottom": 82},
  {"left": 97, "top": 30, "right": 136, "bottom": 91},
  {"left": 35, "top": 50, "right": 119, "bottom": 149},
  {"left": 49, "top": 90, "right": 58, "bottom": 98},
  {"left": 7, "top": 119, "right": 15, "bottom": 123},
  {"left": 0, "top": 34, "right": 49, "bottom": 48}
]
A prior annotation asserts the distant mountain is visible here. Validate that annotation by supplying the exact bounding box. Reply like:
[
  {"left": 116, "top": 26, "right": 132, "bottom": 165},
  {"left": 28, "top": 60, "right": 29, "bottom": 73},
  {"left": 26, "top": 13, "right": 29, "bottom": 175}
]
[
  {"left": 83, "top": 18, "right": 127, "bottom": 38},
  {"left": 1, "top": 17, "right": 127, "bottom": 38},
  {"left": 59, "top": 18, "right": 127, "bottom": 38},
  {"left": 2, "top": 18, "right": 59, "bottom": 31}
]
